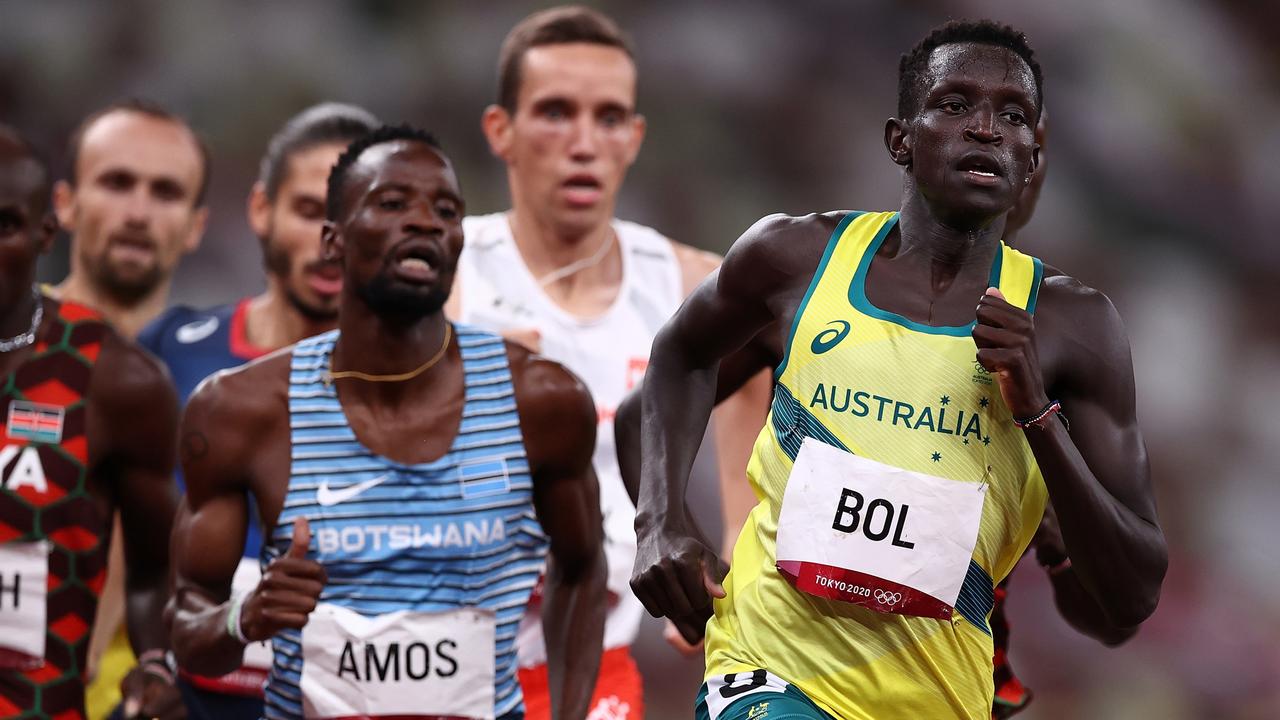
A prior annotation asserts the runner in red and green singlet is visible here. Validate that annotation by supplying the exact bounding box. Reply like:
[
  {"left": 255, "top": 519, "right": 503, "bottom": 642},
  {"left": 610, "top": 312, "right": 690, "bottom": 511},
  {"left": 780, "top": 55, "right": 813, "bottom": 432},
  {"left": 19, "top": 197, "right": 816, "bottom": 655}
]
[{"left": 0, "top": 126, "right": 183, "bottom": 719}]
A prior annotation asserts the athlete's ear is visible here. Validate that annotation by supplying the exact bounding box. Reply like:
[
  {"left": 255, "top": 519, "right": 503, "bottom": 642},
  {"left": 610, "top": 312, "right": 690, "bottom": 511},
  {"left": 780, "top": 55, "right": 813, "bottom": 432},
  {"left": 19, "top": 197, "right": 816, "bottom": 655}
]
[
  {"left": 884, "top": 117, "right": 912, "bottom": 168},
  {"left": 52, "top": 180, "right": 77, "bottom": 232},
  {"left": 36, "top": 211, "right": 57, "bottom": 255},
  {"left": 481, "top": 105, "right": 514, "bottom": 161},
  {"left": 320, "top": 221, "right": 343, "bottom": 263},
  {"left": 622, "top": 113, "right": 646, "bottom": 168},
  {"left": 181, "top": 205, "right": 208, "bottom": 255},
  {"left": 1027, "top": 142, "right": 1041, "bottom": 183},
  {"left": 247, "top": 181, "right": 271, "bottom": 241}
]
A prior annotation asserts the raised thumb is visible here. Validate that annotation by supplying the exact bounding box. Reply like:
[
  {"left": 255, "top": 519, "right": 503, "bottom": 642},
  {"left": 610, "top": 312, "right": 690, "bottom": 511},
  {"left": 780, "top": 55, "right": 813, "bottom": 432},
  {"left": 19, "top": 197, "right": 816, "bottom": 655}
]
[{"left": 287, "top": 517, "right": 311, "bottom": 559}]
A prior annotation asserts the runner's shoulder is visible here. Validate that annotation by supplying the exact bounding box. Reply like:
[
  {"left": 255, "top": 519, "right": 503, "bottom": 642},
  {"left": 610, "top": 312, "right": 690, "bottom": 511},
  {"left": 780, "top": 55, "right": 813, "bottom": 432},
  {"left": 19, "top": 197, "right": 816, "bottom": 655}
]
[
  {"left": 720, "top": 210, "right": 852, "bottom": 293},
  {"left": 90, "top": 329, "right": 176, "bottom": 415},
  {"left": 184, "top": 346, "right": 293, "bottom": 432},
  {"left": 504, "top": 341, "right": 595, "bottom": 440},
  {"left": 1035, "top": 266, "right": 1132, "bottom": 364},
  {"left": 669, "top": 240, "right": 720, "bottom": 293}
]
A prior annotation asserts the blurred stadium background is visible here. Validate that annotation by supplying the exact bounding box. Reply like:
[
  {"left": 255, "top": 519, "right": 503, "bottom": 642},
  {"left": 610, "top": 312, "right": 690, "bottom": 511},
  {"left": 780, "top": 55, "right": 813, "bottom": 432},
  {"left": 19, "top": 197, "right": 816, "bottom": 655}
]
[{"left": 4, "top": 1, "right": 1278, "bottom": 717}]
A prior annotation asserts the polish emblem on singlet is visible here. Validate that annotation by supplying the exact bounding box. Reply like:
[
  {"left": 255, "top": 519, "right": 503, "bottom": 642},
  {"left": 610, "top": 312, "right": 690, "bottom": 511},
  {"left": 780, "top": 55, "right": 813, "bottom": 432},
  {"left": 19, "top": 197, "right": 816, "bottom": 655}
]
[{"left": 810, "top": 320, "right": 851, "bottom": 355}]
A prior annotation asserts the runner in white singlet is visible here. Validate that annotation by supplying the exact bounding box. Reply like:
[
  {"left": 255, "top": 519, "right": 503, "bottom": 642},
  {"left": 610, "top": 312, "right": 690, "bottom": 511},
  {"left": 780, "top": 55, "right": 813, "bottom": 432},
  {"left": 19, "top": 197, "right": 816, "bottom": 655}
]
[{"left": 446, "top": 7, "right": 771, "bottom": 718}]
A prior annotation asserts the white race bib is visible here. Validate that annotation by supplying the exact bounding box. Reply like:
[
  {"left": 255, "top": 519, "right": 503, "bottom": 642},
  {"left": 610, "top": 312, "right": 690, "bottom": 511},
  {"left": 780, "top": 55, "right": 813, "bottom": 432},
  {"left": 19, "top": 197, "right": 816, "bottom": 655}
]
[
  {"left": 230, "top": 557, "right": 273, "bottom": 671},
  {"left": 301, "top": 604, "right": 495, "bottom": 720},
  {"left": 775, "top": 438, "right": 985, "bottom": 619},
  {"left": 0, "top": 541, "right": 49, "bottom": 668}
]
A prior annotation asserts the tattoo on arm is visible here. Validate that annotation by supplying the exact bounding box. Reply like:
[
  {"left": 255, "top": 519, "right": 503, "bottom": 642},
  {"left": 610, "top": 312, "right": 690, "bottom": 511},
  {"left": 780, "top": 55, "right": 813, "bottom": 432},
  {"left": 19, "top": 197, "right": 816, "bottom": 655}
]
[{"left": 181, "top": 431, "right": 210, "bottom": 465}]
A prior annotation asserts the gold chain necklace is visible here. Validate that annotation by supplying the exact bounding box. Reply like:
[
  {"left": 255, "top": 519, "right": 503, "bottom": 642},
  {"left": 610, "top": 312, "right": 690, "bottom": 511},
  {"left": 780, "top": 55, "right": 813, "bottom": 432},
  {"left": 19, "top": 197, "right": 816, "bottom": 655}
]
[{"left": 323, "top": 323, "right": 452, "bottom": 386}]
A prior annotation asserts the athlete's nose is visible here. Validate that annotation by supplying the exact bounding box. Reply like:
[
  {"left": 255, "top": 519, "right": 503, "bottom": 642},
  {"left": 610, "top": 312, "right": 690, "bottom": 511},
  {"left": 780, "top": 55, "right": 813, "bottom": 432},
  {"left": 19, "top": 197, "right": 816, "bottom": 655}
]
[
  {"left": 122, "top": 186, "right": 154, "bottom": 228},
  {"left": 963, "top": 106, "right": 1001, "bottom": 145},
  {"left": 401, "top": 201, "right": 445, "bottom": 237},
  {"left": 567, "top": 115, "right": 599, "bottom": 161}
]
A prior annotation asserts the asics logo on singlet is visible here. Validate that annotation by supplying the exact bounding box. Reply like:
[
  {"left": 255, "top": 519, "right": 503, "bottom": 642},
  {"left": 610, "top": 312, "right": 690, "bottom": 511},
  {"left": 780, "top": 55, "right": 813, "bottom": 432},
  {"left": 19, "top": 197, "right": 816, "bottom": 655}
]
[
  {"left": 176, "top": 316, "right": 220, "bottom": 344},
  {"left": 316, "top": 474, "right": 391, "bottom": 506},
  {"left": 810, "top": 320, "right": 851, "bottom": 355}
]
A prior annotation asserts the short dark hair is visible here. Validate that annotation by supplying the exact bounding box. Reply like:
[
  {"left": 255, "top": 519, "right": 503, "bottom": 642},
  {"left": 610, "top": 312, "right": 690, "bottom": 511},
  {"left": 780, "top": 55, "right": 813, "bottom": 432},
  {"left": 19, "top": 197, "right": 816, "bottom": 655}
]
[
  {"left": 258, "top": 102, "right": 379, "bottom": 202},
  {"left": 497, "top": 5, "right": 634, "bottom": 113},
  {"left": 0, "top": 124, "right": 51, "bottom": 214},
  {"left": 66, "top": 98, "right": 212, "bottom": 205},
  {"left": 898, "top": 20, "right": 1043, "bottom": 122},
  {"left": 325, "top": 124, "right": 444, "bottom": 222}
]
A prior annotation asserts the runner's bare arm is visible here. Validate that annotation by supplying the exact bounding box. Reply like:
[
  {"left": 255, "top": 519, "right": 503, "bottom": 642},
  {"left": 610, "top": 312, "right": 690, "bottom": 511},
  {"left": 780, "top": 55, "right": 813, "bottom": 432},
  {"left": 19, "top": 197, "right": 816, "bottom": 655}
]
[
  {"left": 168, "top": 358, "right": 320, "bottom": 675},
  {"left": 1034, "top": 503, "right": 1137, "bottom": 646},
  {"left": 90, "top": 336, "right": 181, "bottom": 658},
  {"left": 632, "top": 214, "right": 820, "bottom": 626},
  {"left": 90, "top": 336, "right": 184, "bottom": 717},
  {"left": 673, "top": 243, "right": 774, "bottom": 558},
  {"left": 617, "top": 337, "right": 772, "bottom": 644},
  {"left": 514, "top": 351, "right": 606, "bottom": 720},
  {"left": 975, "top": 278, "right": 1167, "bottom": 627}
]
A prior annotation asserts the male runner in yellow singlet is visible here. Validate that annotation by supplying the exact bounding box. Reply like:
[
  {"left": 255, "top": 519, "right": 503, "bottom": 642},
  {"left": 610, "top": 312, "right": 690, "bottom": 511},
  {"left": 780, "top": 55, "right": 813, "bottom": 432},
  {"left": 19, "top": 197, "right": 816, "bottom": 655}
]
[{"left": 630, "top": 20, "right": 1167, "bottom": 720}]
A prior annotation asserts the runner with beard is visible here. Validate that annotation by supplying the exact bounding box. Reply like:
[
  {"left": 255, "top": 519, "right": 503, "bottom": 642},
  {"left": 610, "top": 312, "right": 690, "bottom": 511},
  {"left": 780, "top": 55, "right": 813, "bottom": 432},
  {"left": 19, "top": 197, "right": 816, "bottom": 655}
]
[
  {"left": 48, "top": 99, "right": 209, "bottom": 718},
  {"left": 629, "top": 21, "right": 1166, "bottom": 719},
  {"left": 0, "top": 124, "right": 183, "bottom": 719},
  {"left": 139, "top": 103, "right": 378, "bottom": 719},
  {"left": 169, "top": 126, "right": 606, "bottom": 719}
]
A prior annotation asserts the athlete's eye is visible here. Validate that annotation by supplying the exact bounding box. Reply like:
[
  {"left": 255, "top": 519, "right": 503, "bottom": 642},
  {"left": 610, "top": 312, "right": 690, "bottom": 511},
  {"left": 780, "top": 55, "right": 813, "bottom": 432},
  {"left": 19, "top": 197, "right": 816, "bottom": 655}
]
[
  {"left": 151, "top": 178, "right": 187, "bottom": 203},
  {"left": 598, "top": 109, "right": 627, "bottom": 129},
  {"left": 537, "top": 101, "right": 571, "bottom": 121},
  {"left": 940, "top": 101, "right": 966, "bottom": 114},
  {"left": 0, "top": 210, "right": 21, "bottom": 234},
  {"left": 435, "top": 203, "right": 458, "bottom": 220},
  {"left": 1002, "top": 111, "right": 1027, "bottom": 126},
  {"left": 378, "top": 196, "right": 406, "bottom": 211},
  {"left": 98, "top": 170, "right": 136, "bottom": 193}
]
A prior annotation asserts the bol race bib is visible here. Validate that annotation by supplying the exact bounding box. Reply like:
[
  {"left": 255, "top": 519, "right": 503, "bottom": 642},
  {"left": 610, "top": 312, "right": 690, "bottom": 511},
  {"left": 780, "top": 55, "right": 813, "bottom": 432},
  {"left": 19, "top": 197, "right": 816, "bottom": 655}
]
[
  {"left": 0, "top": 541, "right": 49, "bottom": 669},
  {"left": 775, "top": 438, "right": 985, "bottom": 620},
  {"left": 300, "top": 604, "right": 496, "bottom": 720}
]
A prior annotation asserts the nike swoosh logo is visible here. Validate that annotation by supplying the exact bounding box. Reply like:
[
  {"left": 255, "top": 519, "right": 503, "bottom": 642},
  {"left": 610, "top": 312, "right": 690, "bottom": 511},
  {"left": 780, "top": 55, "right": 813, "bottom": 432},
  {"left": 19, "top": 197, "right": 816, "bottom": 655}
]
[
  {"left": 176, "top": 316, "right": 219, "bottom": 344},
  {"left": 316, "top": 474, "right": 391, "bottom": 506}
]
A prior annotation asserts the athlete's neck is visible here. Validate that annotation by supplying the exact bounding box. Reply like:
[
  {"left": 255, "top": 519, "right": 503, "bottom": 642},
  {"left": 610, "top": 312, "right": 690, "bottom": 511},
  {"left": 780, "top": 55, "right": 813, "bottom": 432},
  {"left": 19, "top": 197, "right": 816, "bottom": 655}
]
[
  {"left": 51, "top": 272, "right": 169, "bottom": 340},
  {"left": 504, "top": 206, "right": 622, "bottom": 316},
  {"left": 0, "top": 284, "right": 40, "bottom": 340},
  {"left": 332, "top": 303, "right": 453, "bottom": 404},
  {"left": 892, "top": 186, "right": 1004, "bottom": 291},
  {"left": 244, "top": 277, "right": 337, "bottom": 352}
]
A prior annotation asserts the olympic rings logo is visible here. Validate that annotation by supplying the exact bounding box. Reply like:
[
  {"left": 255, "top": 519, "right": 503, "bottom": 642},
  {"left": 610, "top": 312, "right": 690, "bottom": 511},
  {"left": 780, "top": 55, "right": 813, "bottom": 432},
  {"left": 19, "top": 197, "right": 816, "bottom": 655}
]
[{"left": 874, "top": 589, "right": 903, "bottom": 606}]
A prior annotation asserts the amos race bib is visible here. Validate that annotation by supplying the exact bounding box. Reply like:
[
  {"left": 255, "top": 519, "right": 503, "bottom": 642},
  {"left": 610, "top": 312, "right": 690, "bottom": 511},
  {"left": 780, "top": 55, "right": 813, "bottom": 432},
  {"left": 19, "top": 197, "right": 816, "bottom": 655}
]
[
  {"left": 300, "top": 604, "right": 495, "bottom": 720},
  {"left": 776, "top": 438, "right": 985, "bottom": 620},
  {"left": 0, "top": 541, "right": 49, "bottom": 669}
]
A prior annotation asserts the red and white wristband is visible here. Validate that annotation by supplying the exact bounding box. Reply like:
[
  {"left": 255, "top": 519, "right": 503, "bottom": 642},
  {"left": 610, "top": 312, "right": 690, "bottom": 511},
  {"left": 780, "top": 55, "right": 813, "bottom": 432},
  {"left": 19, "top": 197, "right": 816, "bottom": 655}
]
[{"left": 1013, "top": 399, "right": 1069, "bottom": 431}]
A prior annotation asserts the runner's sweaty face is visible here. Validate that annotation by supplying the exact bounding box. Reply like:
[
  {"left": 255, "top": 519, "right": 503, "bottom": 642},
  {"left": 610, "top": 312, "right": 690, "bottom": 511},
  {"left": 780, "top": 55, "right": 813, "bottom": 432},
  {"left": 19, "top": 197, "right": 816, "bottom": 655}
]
[
  {"left": 328, "top": 141, "right": 465, "bottom": 320},
  {"left": 904, "top": 43, "right": 1040, "bottom": 230},
  {"left": 56, "top": 110, "right": 205, "bottom": 303},
  {"left": 0, "top": 142, "right": 52, "bottom": 308},
  {"left": 251, "top": 142, "right": 347, "bottom": 321},
  {"left": 496, "top": 43, "right": 644, "bottom": 239}
]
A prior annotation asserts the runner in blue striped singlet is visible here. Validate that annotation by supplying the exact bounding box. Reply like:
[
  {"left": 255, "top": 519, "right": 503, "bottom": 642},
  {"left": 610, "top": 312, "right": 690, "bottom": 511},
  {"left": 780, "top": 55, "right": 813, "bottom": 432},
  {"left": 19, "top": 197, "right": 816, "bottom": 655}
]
[{"left": 169, "top": 125, "right": 607, "bottom": 720}]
